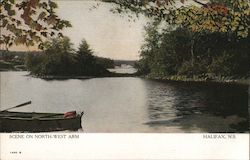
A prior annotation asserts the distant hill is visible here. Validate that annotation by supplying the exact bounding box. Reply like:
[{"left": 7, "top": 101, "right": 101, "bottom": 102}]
[{"left": 114, "top": 60, "right": 137, "bottom": 67}]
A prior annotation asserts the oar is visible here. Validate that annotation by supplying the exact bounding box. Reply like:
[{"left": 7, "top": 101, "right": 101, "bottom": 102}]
[{"left": 1, "top": 101, "right": 32, "bottom": 112}]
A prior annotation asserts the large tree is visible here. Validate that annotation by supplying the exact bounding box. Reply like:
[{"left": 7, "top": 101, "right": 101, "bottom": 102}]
[
  {"left": 102, "top": 0, "right": 250, "bottom": 38},
  {"left": 0, "top": 0, "right": 71, "bottom": 50},
  {"left": 26, "top": 37, "right": 76, "bottom": 75}
]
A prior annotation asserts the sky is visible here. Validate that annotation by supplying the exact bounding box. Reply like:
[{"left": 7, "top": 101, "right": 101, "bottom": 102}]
[{"left": 11, "top": 0, "right": 148, "bottom": 60}]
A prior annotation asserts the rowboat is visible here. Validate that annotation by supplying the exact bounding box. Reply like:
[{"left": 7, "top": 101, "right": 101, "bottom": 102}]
[{"left": 0, "top": 111, "right": 84, "bottom": 132}]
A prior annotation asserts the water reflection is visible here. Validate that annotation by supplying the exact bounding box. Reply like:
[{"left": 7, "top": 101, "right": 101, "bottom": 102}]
[
  {"left": 1, "top": 72, "right": 249, "bottom": 133},
  {"left": 144, "top": 80, "right": 249, "bottom": 132}
]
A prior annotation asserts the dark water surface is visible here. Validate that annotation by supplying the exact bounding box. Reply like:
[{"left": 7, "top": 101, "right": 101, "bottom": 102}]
[{"left": 1, "top": 72, "right": 249, "bottom": 132}]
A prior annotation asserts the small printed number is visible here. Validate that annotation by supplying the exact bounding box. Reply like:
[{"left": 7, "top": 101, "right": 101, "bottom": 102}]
[{"left": 10, "top": 151, "right": 22, "bottom": 154}]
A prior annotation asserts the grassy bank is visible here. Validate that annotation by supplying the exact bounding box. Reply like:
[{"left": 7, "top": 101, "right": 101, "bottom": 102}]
[{"left": 144, "top": 74, "right": 250, "bottom": 85}]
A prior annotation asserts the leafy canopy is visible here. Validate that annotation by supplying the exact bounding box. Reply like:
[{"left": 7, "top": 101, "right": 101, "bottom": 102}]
[
  {"left": 102, "top": 0, "right": 250, "bottom": 38},
  {"left": 0, "top": 0, "right": 72, "bottom": 49}
]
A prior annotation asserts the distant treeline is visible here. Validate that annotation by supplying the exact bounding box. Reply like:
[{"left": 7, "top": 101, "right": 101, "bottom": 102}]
[
  {"left": 96, "top": 57, "right": 115, "bottom": 69},
  {"left": 0, "top": 50, "right": 29, "bottom": 71},
  {"left": 26, "top": 37, "right": 114, "bottom": 76},
  {"left": 0, "top": 50, "right": 32, "bottom": 62},
  {"left": 0, "top": 50, "right": 26, "bottom": 58},
  {"left": 114, "top": 60, "right": 136, "bottom": 67}
]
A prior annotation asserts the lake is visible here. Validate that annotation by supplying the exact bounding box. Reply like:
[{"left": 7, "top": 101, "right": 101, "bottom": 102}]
[{"left": 0, "top": 71, "right": 249, "bottom": 132}]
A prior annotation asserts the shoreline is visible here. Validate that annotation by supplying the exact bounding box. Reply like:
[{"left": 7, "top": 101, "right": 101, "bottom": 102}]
[
  {"left": 1, "top": 70, "right": 249, "bottom": 85},
  {"left": 144, "top": 75, "right": 250, "bottom": 85},
  {"left": 27, "top": 73, "right": 250, "bottom": 85},
  {"left": 29, "top": 72, "right": 137, "bottom": 80}
]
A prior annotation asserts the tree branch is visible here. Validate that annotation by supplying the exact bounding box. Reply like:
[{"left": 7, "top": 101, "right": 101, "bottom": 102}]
[{"left": 192, "top": 0, "right": 207, "bottom": 6}]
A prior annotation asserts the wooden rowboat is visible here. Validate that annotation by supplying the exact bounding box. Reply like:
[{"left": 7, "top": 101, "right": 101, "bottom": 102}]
[{"left": 0, "top": 111, "right": 84, "bottom": 132}]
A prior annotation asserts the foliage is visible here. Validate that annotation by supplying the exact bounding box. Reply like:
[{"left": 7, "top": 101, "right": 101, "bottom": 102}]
[
  {"left": 0, "top": 0, "right": 71, "bottom": 50},
  {"left": 75, "top": 39, "right": 95, "bottom": 74},
  {"left": 75, "top": 39, "right": 109, "bottom": 75},
  {"left": 136, "top": 22, "right": 191, "bottom": 76},
  {"left": 136, "top": 21, "right": 250, "bottom": 78},
  {"left": 103, "top": 0, "right": 250, "bottom": 38},
  {"left": 134, "top": 58, "right": 150, "bottom": 75},
  {"left": 96, "top": 57, "right": 115, "bottom": 69},
  {"left": 102, "top": 0, "right": 249, "bottom": 79},
  {"left": 174, "top": 0, "right": 250, "bottom": 38},
  {"left": 26, "top": 37, "right": 76, "bottom": 75},
  {"left": 25, "top": 53, "right": 45, "bottom": 74},
  {"left": 26, "top": 37, "right": 109, "bottom": 76},
  {"left": 177, "top": 59, "right": 208, "bottom": 76}
]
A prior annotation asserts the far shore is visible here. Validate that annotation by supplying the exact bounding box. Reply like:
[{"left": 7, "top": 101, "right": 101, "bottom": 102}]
[
  {"left": 1, "top": 70, "right": 249, "bottom": 85},
  {"left": 32, "top": 73, "right": 249, "bottom": 85},
  {"left": 29, "top": 72, "right": 137, "bottom": 80}
]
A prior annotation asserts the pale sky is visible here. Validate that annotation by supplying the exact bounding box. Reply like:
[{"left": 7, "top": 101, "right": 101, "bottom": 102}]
[{"left": 11, "top": 1, "right": 148, "bottom": 60}]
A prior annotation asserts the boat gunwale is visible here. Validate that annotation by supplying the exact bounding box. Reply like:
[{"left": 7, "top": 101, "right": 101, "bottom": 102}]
[
  {"left": 0, "top": 111, "right": 65, "bottom": 115},
  {"left": 0, "top": 111, "right": 83, "bottom": 120},
  {"left": 0, "top": 116, "right": 81, "bottom": 121}
]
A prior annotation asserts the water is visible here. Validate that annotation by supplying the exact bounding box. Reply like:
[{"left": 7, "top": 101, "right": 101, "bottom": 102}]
[
  {"left": 108, "top": 65, "right": 137, "bottom": 74},
  {"left": 0, "top": 71, "right": 249, "bottom": 133}
]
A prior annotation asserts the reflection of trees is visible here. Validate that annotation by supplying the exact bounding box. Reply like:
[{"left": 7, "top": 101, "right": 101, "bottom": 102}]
[{"left": 145, "top": 81, "right": 249, "bottom": 132}]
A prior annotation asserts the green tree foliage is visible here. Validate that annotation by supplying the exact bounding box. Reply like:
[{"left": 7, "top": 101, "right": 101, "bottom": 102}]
[
  {"left": 136, "top": 21, "right": 250, "bottom": 78},
  {"left": 76, "top": 39, "right": 96, "bottom": 74},
  {"left": 0, "top": 0, "right": 71, "bottom": 50},
  {"left": 26, "top": 38, "right": 110, "bottom": 76},
  {"left": 103, "top": 0, "right": 249, "bottom": 79},
  {"left": 26, "top": 37, "right": 76, "bottom": 75},
  {"left": 103, "top": 0, "right": 250, "bottom": 38},
  {"left": 136, "top": 21, "right": 161, "bottom": 75},
  {"left": 76, "top": 40, "right": 109, "bottom": 75},
  {"left": 96, "top": 57, "right": 115, "bottom": 69}
]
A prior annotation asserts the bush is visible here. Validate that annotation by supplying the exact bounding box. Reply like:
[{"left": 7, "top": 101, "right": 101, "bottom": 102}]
[
  {"left": 178, "top": 60, "right": 207, "bottom": 77},
  {"left": 208, "top": 53, "right": 232, "bottom": 76}
]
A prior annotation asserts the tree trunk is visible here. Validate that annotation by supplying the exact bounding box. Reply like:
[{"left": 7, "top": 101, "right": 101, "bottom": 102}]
[{"left": 191, "top": 38, "right": 194, "bottom": 67}]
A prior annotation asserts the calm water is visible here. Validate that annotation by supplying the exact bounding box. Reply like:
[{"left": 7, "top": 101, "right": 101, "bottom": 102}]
[{"left": 0, "top": 72, "right": 249, "bottom": 133}]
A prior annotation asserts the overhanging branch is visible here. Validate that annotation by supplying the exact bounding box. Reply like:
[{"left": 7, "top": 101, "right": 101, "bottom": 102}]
[{"left": 192, "top": 0, "right": 207, "bottom": 6}]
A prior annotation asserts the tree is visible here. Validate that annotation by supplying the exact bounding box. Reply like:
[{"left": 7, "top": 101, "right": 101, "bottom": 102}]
[
  {"left": 95, "top": 57, "right": 115, "bottom": 69},
  {"left": 136, "top": 21, "right": 161, "bottom": 75},
  {"left": 26, "top": 38, "right": 110, "bottom": 76},
  {"left": 137, "top": 22, "right": 194, "bottom": 77},
  {"left": 136, "top": 20, "right": 250, "bottom": 77},
  {"left": 0, "top": 0, "right": 71, "bottom": 50},
  {"left": 76, "top": 39, "right": 109, "bottom": 75},
  {"left": 102, "top": 0, "right": 250, "bottom": 38},
  {"left": 174, "top": 0, "right": 250, "bottom": 38},
  {"left": 76, "top": 39, "right": 95, "bottom": 74},
  {"left": 77, "top": 39, "right": 94, "bottom": 60},
  {"left": 26, "top": 37, "right": 76, "bottom": 75},
  {"left": 103, "top": 0, "right": 249, "bottom": 78}
]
